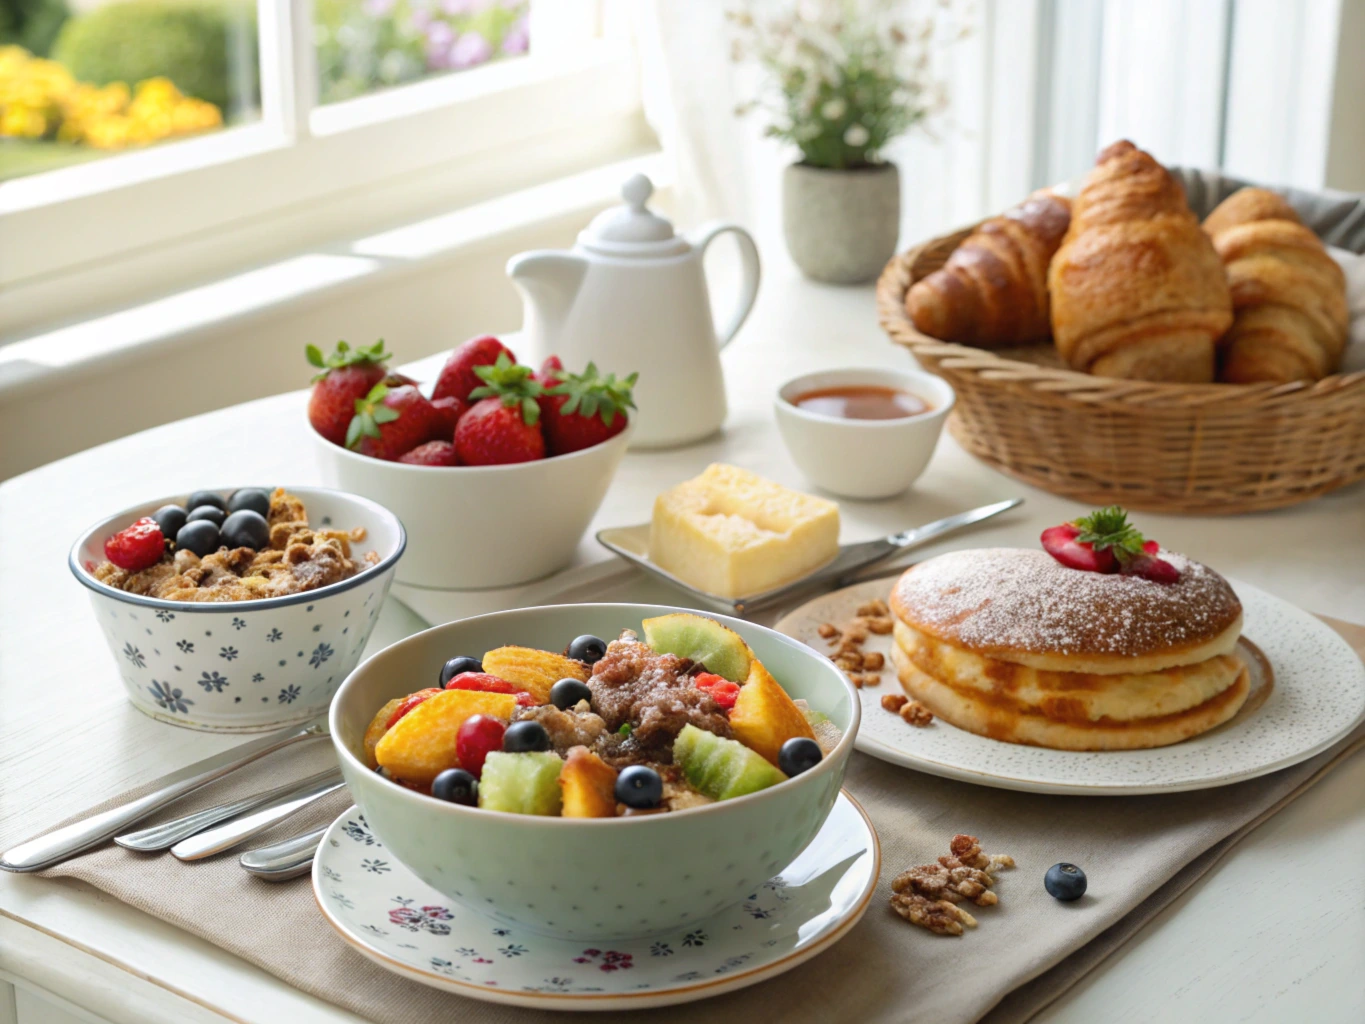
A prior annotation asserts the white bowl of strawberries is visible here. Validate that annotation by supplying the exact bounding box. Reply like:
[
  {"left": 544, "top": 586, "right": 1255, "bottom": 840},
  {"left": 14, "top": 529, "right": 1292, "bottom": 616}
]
[{"left": 310, "top": 336, "right": 634, "bottom": 590}]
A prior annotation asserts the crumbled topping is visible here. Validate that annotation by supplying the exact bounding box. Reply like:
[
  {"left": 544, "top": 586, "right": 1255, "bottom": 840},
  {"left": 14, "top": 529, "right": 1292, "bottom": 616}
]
[{"left": 899, "top": 700, "right": 934, "bottom": 727}]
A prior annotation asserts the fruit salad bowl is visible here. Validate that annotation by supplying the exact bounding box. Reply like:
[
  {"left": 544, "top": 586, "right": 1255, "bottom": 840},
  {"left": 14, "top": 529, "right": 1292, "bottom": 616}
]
[
  {"left": 312, "top": 423, "right": 630, "bottom": 590},
  {"left": 331, "top": 603, "right": 860, "bottom": 940},
  {"left": 70, "top": 486, "right": 405, "bottom": 733}
]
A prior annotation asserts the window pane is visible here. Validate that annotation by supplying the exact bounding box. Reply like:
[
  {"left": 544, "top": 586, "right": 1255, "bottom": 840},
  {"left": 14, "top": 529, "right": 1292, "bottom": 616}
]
[
  {"left": 0, "top": 0, "right": 260, "bottom": 181},
  {"left": 314, "top": 0, "right": 530, "bottom": 105}
]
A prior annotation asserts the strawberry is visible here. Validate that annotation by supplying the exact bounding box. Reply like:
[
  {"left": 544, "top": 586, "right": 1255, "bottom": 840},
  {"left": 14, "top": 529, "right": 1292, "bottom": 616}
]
[
  {"left": 430, "top": 395, "right": 466, "bottom": 438},
  {"left": 454, "top": 353, "right": 546, "bottom": 465},
  {"left": 306, "top": 340, "right": 392, "bottom": 446},
  {"left": 536, "top": 354, "right": 564, "bottom": 388},
  {"left": 693, "top": 672, "right": 740, "bottom": 710},
  {"left": 104, "top": 517, "right": 165, "bottom": 571},
  {"left": 1040, "top": 506, "right": 1179, "bottom": 583},
  {"left": 397, "top": 440, "right": 458, "bottom": 466},
  {"left": 444, "top": 672, "right": 536, "bottom": 707},
  {"left": 432, "top": 335, "right": 515, "bottom": 404},
  {"left": 349, "top": 383, "right": 441, "bottom": 460},
  {"left": 540, "top": 362, "right": 637, "bottom": 455}
]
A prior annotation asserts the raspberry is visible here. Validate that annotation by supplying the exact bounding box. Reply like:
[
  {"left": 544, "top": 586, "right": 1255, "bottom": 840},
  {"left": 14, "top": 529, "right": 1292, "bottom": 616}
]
[
  {"left": 103, "top": 517, "right": 165, "bottom": 572},
  {"left": 694, "top": 672, "right": 740, "bottom": 710}
]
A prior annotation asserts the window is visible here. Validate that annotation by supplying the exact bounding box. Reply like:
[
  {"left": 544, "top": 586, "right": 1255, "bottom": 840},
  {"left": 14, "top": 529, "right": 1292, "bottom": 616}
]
[{"left": 0, "top": 0, "right": 646, "bottom": 337}]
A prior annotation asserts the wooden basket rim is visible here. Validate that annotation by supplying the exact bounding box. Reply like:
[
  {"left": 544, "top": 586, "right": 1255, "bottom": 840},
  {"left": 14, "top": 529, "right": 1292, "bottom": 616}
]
[{"left": 877, "top": 230, "right": 1365, "bottom": 409}]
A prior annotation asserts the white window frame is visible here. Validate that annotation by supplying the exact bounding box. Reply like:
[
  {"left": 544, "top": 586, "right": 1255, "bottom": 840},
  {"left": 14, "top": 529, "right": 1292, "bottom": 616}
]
[{"left": 0, "top": 0, "right": 649, "bottom": 337}]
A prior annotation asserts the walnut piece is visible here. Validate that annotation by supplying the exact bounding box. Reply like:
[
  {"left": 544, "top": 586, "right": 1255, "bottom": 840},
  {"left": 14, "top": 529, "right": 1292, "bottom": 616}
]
[
  {"left": 889, "top": 892, "right": 977, "bottom": 936},
  {"left": 857, "top": 672, "right": 881, "bottom": 687},
  {"left": 862, "top": 651, "right": 885, "bottom": 671},
  {"left": 900, "top": 700, "right": 934, "bottom": 727},
  {"left": 842, "top": 621, "right": 870, "bottom": 644},
  {"left": 817, "top": 623, "right": 840, "bottom": 640},
  {"left": 864, "top": 616, "right": 894, "bottom": 635},
  {"left": 889, "top": 834, "right": 1014, "bottom": 937},
  {"left": 881, "top": 693, "right": 908, "bottom": 713},
  {"left": 856, "top": 598, "right": 890, "bottom": 617}
]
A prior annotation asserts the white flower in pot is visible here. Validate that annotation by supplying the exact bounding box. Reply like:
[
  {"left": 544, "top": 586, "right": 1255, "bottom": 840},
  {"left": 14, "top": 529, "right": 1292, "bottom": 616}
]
[{"left": 730, "top": 0, "right": 970, "bottom": 284}]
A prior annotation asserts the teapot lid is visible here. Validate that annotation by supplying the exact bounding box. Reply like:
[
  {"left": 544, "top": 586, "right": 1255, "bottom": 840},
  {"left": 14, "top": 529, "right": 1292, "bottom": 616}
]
[{"left": 579, "top": 174, "right": 688, "bottom": 257}]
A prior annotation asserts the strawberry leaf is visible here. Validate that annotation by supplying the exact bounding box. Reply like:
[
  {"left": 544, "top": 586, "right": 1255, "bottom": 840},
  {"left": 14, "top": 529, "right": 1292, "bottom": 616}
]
[
  {"left": 308, "top": 339, "right": 392, "bottom": 382},
  {"left": 1073, "top": 506, "right": 1148, "bottom": 561},
  {"left": 548, "top": 364, "right": 638, "bottom": 425},
  {"left": 469, "top": 352, "right": 543, "bottom": 425}
]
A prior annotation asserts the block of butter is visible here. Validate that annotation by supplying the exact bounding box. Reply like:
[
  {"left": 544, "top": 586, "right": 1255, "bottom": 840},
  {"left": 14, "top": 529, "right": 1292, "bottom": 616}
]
[{"left": 649, "top": 463, "right": 840, "bottom": 597}]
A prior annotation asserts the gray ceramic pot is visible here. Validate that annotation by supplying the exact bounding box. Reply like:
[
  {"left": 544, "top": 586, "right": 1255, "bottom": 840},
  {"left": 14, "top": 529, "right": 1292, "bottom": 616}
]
[{"left": 782, "top": 162, "right": 901, "bottom": 284}]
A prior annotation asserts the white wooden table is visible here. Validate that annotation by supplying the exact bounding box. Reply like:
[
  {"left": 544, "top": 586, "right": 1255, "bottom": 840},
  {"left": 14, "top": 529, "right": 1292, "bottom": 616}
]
[{"left": 2, "top": 266, "right": 1363, "bottom": 1024}]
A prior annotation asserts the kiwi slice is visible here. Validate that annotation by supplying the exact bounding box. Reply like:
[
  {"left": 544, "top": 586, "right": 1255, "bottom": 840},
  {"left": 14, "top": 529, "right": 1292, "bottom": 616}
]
[
  {"left": 673, "top": 724, "right": 786, "bottom": 801},
  {"left": 478, "top": 752, "right": 564, "bottom": 815}
]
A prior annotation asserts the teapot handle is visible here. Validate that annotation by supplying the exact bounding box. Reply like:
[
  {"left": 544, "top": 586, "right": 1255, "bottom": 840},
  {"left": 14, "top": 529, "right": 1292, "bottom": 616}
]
[{"left": 692, "top": 222, "right": 761, "bottom": 350}]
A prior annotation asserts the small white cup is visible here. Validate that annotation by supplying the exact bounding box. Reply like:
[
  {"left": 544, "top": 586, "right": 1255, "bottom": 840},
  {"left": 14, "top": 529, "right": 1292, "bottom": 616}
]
[{"left": 774, "top": 366, "right": 955, "bottom": 500}]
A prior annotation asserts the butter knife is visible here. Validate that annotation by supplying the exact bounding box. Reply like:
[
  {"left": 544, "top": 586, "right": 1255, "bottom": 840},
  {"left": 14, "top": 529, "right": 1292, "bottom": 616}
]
[
  {"left": 0, "top": 718, "right": 329, "bottom": 873},
  {"left": 597, "top": 497, "right": 1024, "bottom": 615},
  {"left": 170, "top": 769, "right": 345, "bottom": 861}
]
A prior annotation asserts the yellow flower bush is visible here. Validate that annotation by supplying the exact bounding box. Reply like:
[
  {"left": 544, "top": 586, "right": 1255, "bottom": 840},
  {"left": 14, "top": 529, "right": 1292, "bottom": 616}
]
[{"left": 0, "top": 45, "right": 222, "bottom": 151}]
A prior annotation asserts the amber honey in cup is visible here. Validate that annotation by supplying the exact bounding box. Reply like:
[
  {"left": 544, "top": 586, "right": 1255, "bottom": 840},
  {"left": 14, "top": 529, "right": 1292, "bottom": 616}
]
[{"left": 791, "top": 384, "right": 931, "bottom": 421}]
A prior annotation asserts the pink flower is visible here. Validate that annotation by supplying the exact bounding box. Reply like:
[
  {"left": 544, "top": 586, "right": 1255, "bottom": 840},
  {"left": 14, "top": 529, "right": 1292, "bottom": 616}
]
[
  {"left": 449, "top": 31, "right": 493, "bottom": 69},
  {"left": 502, "top": 16, "right": 529, "bottom": 54}
]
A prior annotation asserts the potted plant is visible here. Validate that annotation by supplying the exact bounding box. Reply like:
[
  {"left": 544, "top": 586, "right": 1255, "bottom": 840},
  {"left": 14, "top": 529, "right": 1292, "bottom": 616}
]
[{"left": 730, "top": 0, "right": 967, "bottom": 284}]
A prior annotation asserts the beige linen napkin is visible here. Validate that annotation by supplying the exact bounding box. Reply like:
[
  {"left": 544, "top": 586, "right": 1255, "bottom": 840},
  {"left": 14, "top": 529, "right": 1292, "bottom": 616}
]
[{"left": 10, "top": 618, "right": 1363, "bottom": 1024}]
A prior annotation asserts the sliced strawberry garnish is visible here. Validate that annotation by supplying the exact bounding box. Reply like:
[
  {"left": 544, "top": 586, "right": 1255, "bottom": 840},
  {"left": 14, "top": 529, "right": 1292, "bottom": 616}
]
[
  {"left": 694, "top": 672, "right": 740, "bottom": 710},
  {"left": 1040, "top": 523, "right": 1117, "bottom": 573},
  {"left": 385, "top": 687, "right": 443, "bottom": 729},
  {"left": 444, "top": 672, "right": 537, "bottom": 706},
  {"left": 1041, "top": 507, "right": 1179, "bottom": 583}
]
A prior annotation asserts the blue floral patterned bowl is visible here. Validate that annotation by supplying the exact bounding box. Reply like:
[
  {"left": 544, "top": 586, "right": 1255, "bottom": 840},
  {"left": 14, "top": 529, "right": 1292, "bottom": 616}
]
[
  {"left": 70, "top": 486, "right": 405, "bottom": 733},
  {"left": 331, "top": 603, "right": 860, "bottom": 940}
]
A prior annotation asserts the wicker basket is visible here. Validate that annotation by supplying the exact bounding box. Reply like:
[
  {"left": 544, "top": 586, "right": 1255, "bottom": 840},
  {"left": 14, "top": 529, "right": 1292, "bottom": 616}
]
[{"left": 877, "top": 192, "right": 1365, "bottom": 515}]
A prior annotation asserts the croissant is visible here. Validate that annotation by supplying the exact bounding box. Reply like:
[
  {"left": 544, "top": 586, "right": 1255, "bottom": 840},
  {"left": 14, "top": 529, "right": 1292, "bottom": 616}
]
[
  {"left": 1048, "top": 141, "right": 1232, "bottom": 382},
  {"left": 907, "top": 191, "right": 1072, "bottom": 346},
  {"left": 1203, "top": 188, "right": 1348, "bottom": 384}
]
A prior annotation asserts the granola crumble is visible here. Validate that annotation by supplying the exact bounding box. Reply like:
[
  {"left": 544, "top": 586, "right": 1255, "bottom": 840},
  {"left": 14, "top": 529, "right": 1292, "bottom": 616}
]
[
  {"left": 890, "top": 834, "right": 1014, "bottom": 936},
  {"left": 900, "top": 700, "right": 934, "bottom": 727}
]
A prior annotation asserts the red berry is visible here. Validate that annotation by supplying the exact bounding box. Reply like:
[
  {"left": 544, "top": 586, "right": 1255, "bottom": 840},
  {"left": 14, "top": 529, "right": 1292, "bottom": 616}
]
[
  {"left": 1040, "top": 523, "right": 1117, "bottom": 573},
  {"left": 104, "top": 517, "right": 165, "bottom": 572},
  {"left": 539, "top": 363, "right": 637, "bottom": 456},
  {"left": 430, "top": 396, "right": 466, "bottom": 438},
  {"left": 397, "top": 440, "right": 459, "bottom": 466},
  {"left": 1121, "top": 554, "right": 1181, "bottom": 584},
  {"left": 385, "top": 687, "right": 442, "bottom": 729},
  {"left": 444, "top": 672, "right": 536, "bottom": 706},
  {"left": 350, "top": 384, "right": 441, "bottom": 460},
  {"left": 455, "top": 397, "right": 545, "bottom": 465},
  {"left": 432, "top": 335, "right": 515, "bottom": 404},
  {"left": 693, "top": 672, "right": 740, "bottom": 710},
  {"left": 456, "top": 714, "right": 507, "bottom": 777},
  {"left": 306, "top": 340, "right": 391, "bottom": 446}
]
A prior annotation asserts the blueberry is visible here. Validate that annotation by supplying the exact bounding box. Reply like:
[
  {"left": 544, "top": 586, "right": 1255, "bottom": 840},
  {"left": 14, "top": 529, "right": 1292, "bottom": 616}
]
[
  {"left": 778, "top": 737, "right": 822, "bottom": 777},
  {"left": 186, "top": 491, "right": 226, "bottom": 513},
  {"left": 615, "top": 765, "right": 663, "bottom": 809},
  {"left": 549, "top": 678, "right": 592, "bottom": 711},
  {"left": 431, "top": 768, "right": 479, "bottom": 806},
  {"left": 1044, "top": 862, "right": 1087, "bottom": 901},
  {"left": 439, "top": 655, "right": 483, "bottom": 686},
  {"left": 151, "top": 504, "right": 188, "bottom": 538},
  {"left": 567, "top": 634, "right": 607, "bottom": 665},
  {"left": 502, "top": 720, "right": 550, "bottom": 753},
  {"left": 175, "top": 520, "right": 221, "bottom": 557},
  {"left": 227, "top": 488, "right": 271, "bottom": 517},
  {"left": 221, "top": 509, "right": 270, "bottom": 550},
  {"left": 186, "top": 506, "right": 226, "bottom": 527}
]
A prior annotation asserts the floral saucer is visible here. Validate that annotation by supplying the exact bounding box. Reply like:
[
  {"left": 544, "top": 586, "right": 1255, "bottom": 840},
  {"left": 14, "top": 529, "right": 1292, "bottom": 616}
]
[{"left": 312, "top": 792, "right": 879, "bottom": 1009}]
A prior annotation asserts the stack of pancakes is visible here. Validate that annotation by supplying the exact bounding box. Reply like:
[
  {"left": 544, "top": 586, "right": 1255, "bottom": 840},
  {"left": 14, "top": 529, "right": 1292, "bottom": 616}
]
[{"left": 889, "top": 548, "right": 1248, "bottom": 750}]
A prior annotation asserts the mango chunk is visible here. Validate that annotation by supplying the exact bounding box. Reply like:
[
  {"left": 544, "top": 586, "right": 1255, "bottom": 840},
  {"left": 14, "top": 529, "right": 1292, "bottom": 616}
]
[
  {"left": 363, "top": 698, "right": 403, "bottom": 768},
  {"left": 729, "top": 658, "right": 816, "bottom": 766},
  {"left": 374, "top": 689, "right": 518, "bottom": 785},
  {"left": 559, "top": 746, "right": 618, "bottom": 818},
  {"left": 481, "top": 646, "right": 588, "bottom": 704}
]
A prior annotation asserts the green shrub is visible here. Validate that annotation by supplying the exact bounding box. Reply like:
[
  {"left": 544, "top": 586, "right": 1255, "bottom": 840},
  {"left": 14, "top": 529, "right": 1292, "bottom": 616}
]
[
  {"left": 52, "top": 0, "right": 257, "bottom": 113},
  {"left": 0, "top": 0, "right": 71, "bottom": 56}
]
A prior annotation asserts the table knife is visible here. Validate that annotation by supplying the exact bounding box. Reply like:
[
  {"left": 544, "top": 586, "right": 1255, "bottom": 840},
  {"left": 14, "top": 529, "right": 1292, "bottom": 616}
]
[
  {"left": 170, "top": 770, "right": 345, "bottom": 861},
  {"left": 0, "top": 719, "right": 329, "bottom": 873}
]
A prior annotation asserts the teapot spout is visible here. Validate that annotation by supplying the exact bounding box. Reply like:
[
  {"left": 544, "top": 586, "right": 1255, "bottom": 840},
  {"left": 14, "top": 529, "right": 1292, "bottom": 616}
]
[{"left": 506, "top": 250, "right": 588, "bottom": 344}]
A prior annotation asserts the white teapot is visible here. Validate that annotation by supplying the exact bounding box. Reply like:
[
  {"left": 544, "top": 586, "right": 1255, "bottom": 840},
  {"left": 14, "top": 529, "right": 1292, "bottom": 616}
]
[{"left": 507, "top": 174, "right": 760, "bottom": 448}]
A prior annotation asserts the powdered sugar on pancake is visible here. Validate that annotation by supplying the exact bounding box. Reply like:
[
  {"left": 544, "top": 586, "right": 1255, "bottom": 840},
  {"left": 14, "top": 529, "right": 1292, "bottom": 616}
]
[{"left": 892, "top": 548, "right": 1241, "bottom": 657}]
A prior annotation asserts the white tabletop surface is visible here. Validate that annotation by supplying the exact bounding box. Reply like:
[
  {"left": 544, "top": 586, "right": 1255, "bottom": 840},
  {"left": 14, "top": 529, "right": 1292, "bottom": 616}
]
[{"left": 2, "top": 264, "right": 1363, "bottom": 1024}]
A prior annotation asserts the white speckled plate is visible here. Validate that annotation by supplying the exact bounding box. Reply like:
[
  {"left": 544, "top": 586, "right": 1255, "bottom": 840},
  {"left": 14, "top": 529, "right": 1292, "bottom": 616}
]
[
  {"left": 313, "top": 793, "right": 879, "bottom": 1010},
  {"left": 776, "top": 576, "right": 1365, "bottom": 796}
]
